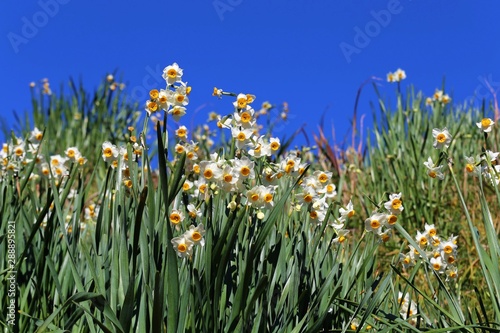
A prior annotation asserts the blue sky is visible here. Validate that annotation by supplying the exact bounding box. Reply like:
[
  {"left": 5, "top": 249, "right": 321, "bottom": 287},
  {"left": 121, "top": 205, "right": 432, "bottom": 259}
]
[{"left": 1, "top": 0, "right": 499, "bottom": 149}]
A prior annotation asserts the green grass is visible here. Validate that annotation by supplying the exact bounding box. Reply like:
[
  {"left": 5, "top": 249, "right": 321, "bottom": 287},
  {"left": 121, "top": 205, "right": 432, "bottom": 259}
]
[{"left": 1, "top": 68, "right": 499, "bottom": 332}]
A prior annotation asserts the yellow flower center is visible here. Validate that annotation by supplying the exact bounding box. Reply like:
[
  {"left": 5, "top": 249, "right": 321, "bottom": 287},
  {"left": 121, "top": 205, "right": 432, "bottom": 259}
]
[
  {"left": 187, "top": 152, "right": 194, "bottom": 159},
  {"left": 237, "top": 98, "right": 247, "bottom": 109},
  {"left": 67, "top": 149, "right": 75, "bottom": 158},
  {"left": 370, "top": 220, "right": 380, "bottom": 229},
  {"left": 326, "top": 184, "right": 335, "bottom": 193},
  {"left": 447, "top": 256, "right": 456, "bottom": 264},
  {"left": 310, "top": 211, "right": 318, "bottom": 219},
  {"left": 192, "top": 232, "right": 202, "bottom": 241},
  {"left": 51, "top": 159, "right": 59, "bottom": 166},
  {"left": 318, "top": 174, "right": 328, "bottom": 183},
  {"left": 167, "top": 68, "right": 177, "bottom": 79},
  {"left": 481, "top": 118, "right": 492, "bottom": 127},
  {"left": 177, "top": 129, "right": 187, "bottom": 137},
  {"left": 199, "top": 184, "right": 206, "bottom": 194},
  {"left": 251, "top": 193, "right": 259, "bottom": 202},
  {"left": 149, "top": 89, "right": 159, "bottom": 99},
  {"left": 169, "top": 213, "right": 181, "bottom": 224},
  {"left": 270, "top": 142, "right": 280, "bottom": 151},
  {"left": 303, "top": 194, "right": 313, "bottom": 203},
  {"left": 347, "top": 210, "right": 355, "bottom": 218},
  {"left": 433, "top": 262, "right": 441, "bottom": 270},
  {"left": 15, "top": 148, "right": 24, "bottom": 156},
  {"left": 35, "top": 133, "right": 43, "bottom": 140},
  {"left": 264, "top": 193, "right": 273, "bottom": 203},
  {"left": 147, "top": 101, "right": 158, "bottom": 112},
  {"left": 429, "top": 171, "right": 437, "bottom": 178},
  {"left": 465, "top": 164, "right": 474, "bottom": 173},
  {"left": 392, "top": 199, "right": 402, "bottom": 210},
  {"left": 177, "top": 243, "right": 187, "bottom": 252},
  {"left": 436, "top": 133, "right": 446, "bottom": 143},
  {"left": 237, "top": 132, "right": 246, "bottom": 141},
  {"left": 419, "top": 237, "right": 427, "bottom": 246},
  {"left": 193, "top": 165, "right": 200, "bottom": 173},
  {"left": 183, "top": 183, "right": 191, "bottom": 191},
  {"left": 241, "top": 112, "right": 251, "bottom": 123},
  {"left": 176, "top": 94, "right": 185, "bottom": 103},
  {"left": 428, "top": 228, "right": 436, "bottom": 237},
  {"left": 224, "top": 174, "right": 233, "bottom": 183},
  {"left": 338, "top": 235, "right": 346, "bottom": 243},
  {"left": 387, "top": 215, "right": 397, "bottom": 225},
  {"left": 444, "top": 245, "right": 453, "bottom": 254},
  {"left": 203, "top": 169, "right": 213, "bottom": 179},
  {"left": 124, "top": 180, "right": 133, "bottom": 188},
  {"left": 175, "top": 145, "right": 185, "bottom": 154},
  {"left": 240, "top": 166, "right": 250, "bottom": 177}
]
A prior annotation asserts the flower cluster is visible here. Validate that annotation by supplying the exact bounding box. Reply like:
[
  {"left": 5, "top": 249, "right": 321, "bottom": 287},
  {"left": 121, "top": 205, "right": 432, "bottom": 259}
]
[
  {"left": 426, "top": 89, "right": 451, "bottom": 105},
  {"left": 1, "top": 127, "right": 88, "bottom": 183},
  {"left": 387, "top": 68, "right": 406, "bottom": 83},
  {"left": 171, "top": 223, "right": 206, "bottom": 259},
  {"left": 364, "top": 193, "right": 403, "bottom": 243},
  {"left": 101, "top": 128, "right": 144, "bottom": 188},
  {"left": 422, "top": 127, "right": 453, "bottom": 180},
  {"left": 398, "top": 292, "right": 418, "bottom": 326},
  {"left": 399, "top": 223, "right": 459, "bottom": 281},
  {"left": 465, "top": 149, "right": 500, "bottom": 185},
  {"left": 144, "top": 62, "right": 191, "bottom": 121}
]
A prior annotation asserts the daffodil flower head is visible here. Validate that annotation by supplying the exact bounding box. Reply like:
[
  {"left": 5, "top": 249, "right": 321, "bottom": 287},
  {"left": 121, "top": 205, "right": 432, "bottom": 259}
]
[
  {"left": 163, "top": 63, "right": 183, "bottom": 86},
  {"left": 423, "top": 156, "right": 445, "bottom": 179},
  {"left": 476, "top": 118, "right": 495, "bottom": 133},
  {"left": 384, "top": 193, "right": 404, "bottom": 215},
  {"left": 171, "top": 235, "right": 194, "bottom": 258},
  {"left": 432, "top": 127, "right": 452, "bottom": 149},
  {"left": 365, "top": 213, "right": 386, "bottom": 233},
  {"left": 184, "top": 223, "right": 205, "bottom": 246}
]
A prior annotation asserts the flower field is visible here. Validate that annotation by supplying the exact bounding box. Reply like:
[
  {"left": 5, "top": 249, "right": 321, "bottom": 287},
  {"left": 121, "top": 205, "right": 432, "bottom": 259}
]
[{"left": 1, "top": 63, "right": 499, "bottom": 332}]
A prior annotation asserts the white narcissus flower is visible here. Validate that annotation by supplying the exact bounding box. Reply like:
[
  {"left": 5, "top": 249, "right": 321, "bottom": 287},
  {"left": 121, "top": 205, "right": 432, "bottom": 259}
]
[
  {"left": 169, "top": 209, "right": 185, "bottom": 225},
  {"left": 423, "top": 156, "right": 445, "bottom": 180},
  {"left": 30, "top": 127, "right": 44, "bottom": 142},
  {"left": 163, "top": 63, "right": 183, "bottom": 85},
  {"left": 269, "top": 137, "right": 280, "bottom": 152},
  {"left": 432, "top": 127, "right": 452, "bottom": 149},
  {"left": 365, "top": 213, "right": 386, "bottom": 233},
  {"left": 384, "top": 193, "right": 404, "bottom": 215},
  {"left": 65, "top": 147, "right": 82, "bottom": 162},
  {"left": 171, "top": 235, "right": 194, "bottom": 258},
  {"left": 387, "top": 72, "right": 396, "bottom": 83},
  {"left": 430, "top": 256, "right": 446, "bottom": 273},
  {"left": 184, "top": 223, "right": 205, "bottom": 246},
  {"left": 102, "top": 142, "right": 119, "bottom": 163},
  {"left": 169, "top": 106, "right": 187, "bottom": 122},
  {"left": 339, "top": 200, "right": 355, "bottom": 219},
  {"left": 394, "top": 68, "right": 406, "bottom": 81},
  {"left": 231, "top": 127, "right": 253, "bottom": 149},
  {"left": 476, "top": 118, "right": 494, "bottom": 133},
  {"left": 333, "top": 229, "right": 349, "bottom": 244}
]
